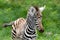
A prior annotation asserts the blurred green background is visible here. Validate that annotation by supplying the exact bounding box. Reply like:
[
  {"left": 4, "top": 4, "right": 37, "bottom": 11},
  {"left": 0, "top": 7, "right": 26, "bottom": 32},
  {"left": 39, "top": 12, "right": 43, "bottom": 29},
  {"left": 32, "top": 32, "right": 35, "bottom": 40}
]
[{"left": 0, "top": 0, "right": 60, "bottom": 40}]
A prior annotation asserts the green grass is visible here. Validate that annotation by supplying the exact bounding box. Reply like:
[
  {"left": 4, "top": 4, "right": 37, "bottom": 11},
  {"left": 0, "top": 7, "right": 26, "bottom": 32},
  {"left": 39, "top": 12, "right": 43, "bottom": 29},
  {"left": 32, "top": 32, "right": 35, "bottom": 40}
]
[{"left": 0, "top": 0, "right": 60, "bottom": 40}]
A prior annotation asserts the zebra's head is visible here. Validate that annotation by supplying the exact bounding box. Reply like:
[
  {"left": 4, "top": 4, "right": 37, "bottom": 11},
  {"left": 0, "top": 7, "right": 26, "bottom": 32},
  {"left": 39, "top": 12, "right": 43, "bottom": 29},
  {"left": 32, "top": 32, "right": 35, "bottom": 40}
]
[{"left": 28, "top": 6, "right": 45, "bottom": 33}]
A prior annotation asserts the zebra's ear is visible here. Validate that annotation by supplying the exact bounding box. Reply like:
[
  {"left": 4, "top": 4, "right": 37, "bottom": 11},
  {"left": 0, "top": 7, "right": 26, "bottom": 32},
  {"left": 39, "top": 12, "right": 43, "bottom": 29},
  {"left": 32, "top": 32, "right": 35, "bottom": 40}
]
[{"left": 39, "top": 5, "right": 46, "bottom": 12}]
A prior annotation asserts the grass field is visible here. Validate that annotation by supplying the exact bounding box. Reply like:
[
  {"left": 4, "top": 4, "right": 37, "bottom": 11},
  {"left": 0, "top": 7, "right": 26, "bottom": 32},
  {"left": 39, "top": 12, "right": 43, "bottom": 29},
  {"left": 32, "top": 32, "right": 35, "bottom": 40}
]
[{"left": 0, "top": 0, "right": 60, "bottom": 40}]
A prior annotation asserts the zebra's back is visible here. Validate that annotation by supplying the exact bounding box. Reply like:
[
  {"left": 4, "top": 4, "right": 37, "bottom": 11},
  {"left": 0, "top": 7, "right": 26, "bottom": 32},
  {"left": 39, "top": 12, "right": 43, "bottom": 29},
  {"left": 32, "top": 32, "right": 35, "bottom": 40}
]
[{"left": 12, "top": 18, "right": 26, "bottom": 40}]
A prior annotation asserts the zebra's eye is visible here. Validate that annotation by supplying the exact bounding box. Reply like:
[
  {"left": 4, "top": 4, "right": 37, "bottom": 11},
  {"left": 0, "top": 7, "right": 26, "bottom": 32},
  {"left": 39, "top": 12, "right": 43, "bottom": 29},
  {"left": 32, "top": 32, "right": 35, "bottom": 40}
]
[{"left": 38, "top": 15, "right": 42, "bottom": 18}]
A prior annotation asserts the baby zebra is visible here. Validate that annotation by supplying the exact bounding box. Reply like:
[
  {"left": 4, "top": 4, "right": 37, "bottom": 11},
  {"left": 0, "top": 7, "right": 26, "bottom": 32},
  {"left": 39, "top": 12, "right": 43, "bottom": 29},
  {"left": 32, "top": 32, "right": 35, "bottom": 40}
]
[
  {"left": 3, "top": 6, "right": 45, "bottom": 40},
  {"left": 22, "top": 6, "right": 45, "bottom": 40}
]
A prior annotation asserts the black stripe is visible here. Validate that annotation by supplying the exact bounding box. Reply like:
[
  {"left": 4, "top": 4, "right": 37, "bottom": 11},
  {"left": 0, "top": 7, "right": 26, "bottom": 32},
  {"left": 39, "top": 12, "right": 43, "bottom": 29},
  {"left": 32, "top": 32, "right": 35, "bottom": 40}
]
[
  {"left": 28, "top": 23, "right": 34, "bottom": 30},
  {"left": 12, "top": 34, "right": 15, "bottom": 38},
  {"left": 12, "top": 32, "right": 16, "bottom": 37},
  {"left": 24, "top": 32, "right": 36, "bottom": 39},
  {"left": 12, "top": 32, "right": 16, "bottom": 36},
  {"left": 24, "top": 32, "right": 32, "bottom": 39},
  {"left": 35, "top": 23, "right": 38, "bottom": 25},
  {"left": 12, "top": 35, "right": 15, "bottom": 38},
  {"left": 26, "top": 28, "right": 35, "bottom": 35},
  {"left": 13, "top": 29, "right": 16, "bottom": 33}
]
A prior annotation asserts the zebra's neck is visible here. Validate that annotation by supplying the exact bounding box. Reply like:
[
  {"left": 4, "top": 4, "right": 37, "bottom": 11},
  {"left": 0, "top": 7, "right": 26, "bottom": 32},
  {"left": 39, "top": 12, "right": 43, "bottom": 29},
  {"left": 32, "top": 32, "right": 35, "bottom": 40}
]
[
  {"left": 23, "top": 6, "right": 39, "bottom": 40},
  {"left": 23, "top": 13, "right": 36, "bottom": 39},
  {"left": 27, "top": 14, "right": 36, "bottom": 30}
]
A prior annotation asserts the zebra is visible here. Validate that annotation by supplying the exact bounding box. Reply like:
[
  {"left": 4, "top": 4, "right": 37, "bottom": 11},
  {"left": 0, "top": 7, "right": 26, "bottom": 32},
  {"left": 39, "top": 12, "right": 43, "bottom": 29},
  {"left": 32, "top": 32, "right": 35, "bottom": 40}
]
[
  {"left": 3, "top": 6, "right": 45, "bottom": 40},
  {"left": 22, "top": 6, "right": 45, "bottom": 40}
]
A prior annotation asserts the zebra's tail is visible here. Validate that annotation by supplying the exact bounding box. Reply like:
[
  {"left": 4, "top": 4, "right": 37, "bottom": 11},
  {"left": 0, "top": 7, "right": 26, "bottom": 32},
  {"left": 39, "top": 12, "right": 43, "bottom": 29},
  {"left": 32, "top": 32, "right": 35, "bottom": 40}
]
[{"left": 3, "top": 21, "right": 14, "bottom": 27}]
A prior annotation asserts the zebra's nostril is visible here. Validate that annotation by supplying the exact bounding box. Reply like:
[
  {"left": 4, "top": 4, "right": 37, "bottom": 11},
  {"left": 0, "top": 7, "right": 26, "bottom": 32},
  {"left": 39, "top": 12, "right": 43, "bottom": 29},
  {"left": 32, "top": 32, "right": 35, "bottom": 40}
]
[{"left": 39, "top": 29, "right": 44, "bottom": 33}]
